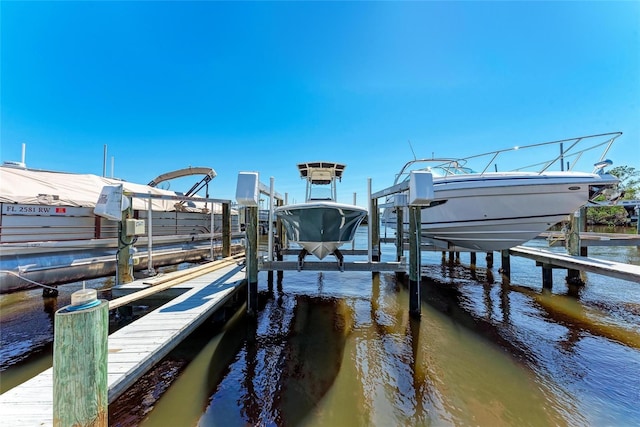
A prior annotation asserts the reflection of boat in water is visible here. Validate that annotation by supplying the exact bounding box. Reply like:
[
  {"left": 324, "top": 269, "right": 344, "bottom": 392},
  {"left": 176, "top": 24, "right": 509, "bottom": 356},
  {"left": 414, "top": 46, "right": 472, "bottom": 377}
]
[
  {"left": 383, "top": 132, "right": 622, "bottom": 251},
  {"left": 0, "top": 164, "right": 240, "bottom": 293},
  {"left": 275, "top": 162, "right": 368, "bottom": 261}
]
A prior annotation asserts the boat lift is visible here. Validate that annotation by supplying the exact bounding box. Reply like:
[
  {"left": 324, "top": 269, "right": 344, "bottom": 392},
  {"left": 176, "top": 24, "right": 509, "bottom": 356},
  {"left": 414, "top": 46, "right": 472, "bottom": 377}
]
[{"left": 235, "top": 172, "right": 407, "bottom": 316}]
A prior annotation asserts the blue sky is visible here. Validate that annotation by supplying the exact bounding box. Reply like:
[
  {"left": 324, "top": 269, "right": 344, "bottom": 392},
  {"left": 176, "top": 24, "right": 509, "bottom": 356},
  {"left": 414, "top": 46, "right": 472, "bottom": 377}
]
[{"left": 2, "top": 1, "right": 639, "bottom": 206}]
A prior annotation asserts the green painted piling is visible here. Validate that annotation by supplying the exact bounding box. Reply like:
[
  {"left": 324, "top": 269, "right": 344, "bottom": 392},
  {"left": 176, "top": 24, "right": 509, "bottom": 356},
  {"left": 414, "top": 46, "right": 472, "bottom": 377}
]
[
  {"left": 408, "top": 205, "right": 421, "bottom": 318},
  {"left": 53, "top": 300, "right": 108, "bottom": 427}
]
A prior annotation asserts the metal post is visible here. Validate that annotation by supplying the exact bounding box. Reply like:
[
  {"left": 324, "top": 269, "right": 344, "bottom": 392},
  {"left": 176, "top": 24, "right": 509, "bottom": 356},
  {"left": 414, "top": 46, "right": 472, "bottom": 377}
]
[
  {"left": 408, "top": 205, "right": 421, "bottom": 318},
  {"left": 635, "top": 205, "right": 639, "bottom": 234},
  {"left": 247, "top": 205, "right": 259, "bottom": 315},
  {"left": 222, "top": 202, "right": 231, "bottom": 258},
  {"left": 53, "top": 290, "right": 108, "bottom": 426}
]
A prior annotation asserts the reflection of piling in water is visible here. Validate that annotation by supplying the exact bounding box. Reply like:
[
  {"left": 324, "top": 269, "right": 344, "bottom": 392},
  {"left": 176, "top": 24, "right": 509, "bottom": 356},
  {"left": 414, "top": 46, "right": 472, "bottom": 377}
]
[{"left": 276, "top": 296, "right": 353, "bottom": 426}]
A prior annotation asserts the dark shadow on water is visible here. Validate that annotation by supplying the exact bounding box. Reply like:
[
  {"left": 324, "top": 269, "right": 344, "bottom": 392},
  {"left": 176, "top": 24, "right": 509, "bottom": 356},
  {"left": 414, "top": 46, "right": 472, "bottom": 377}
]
[{"left": 200, "top": 292, "right": 351, "bottom": 426}]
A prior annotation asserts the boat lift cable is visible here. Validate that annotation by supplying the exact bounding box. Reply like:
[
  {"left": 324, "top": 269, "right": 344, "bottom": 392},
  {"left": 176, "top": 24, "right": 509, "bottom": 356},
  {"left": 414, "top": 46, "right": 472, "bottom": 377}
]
[{"left": 0, "top": 270, "right": 59, "bottom": 291}]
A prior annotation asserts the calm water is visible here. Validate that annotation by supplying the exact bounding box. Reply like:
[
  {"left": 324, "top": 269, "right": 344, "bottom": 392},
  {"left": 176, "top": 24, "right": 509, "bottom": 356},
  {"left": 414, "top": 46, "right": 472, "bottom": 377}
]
[{"left": 1, "top": 227, "right": 639, "bottom": 426}]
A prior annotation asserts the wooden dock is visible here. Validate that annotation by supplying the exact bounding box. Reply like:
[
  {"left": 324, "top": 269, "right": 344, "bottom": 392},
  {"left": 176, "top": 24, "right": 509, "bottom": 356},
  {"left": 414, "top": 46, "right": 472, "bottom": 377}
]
[
  {"left": 0, "top": 261, "right": 246, "bottom": 426},
  {"left": 539, "top": 231, "right": 640, "bottom": 247},
  {"left": 509, "top": 246, "right": 640, "bottom": 283}
]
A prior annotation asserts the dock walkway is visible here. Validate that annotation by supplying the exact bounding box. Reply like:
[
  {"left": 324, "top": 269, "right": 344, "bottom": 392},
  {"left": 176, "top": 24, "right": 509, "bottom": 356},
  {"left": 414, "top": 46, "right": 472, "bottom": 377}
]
[
  {"left": 0, "top": 262, "right": 246, "bottom": 427},
  {"left": 509, "top": 246, "right": 640, "bottom": 283}
]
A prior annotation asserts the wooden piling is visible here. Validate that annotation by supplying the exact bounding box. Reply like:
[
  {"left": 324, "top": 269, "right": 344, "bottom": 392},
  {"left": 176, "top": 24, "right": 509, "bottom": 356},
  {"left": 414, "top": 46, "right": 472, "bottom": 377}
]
[
  {"left": 567, "top": 208, "right": 585, "bottom": 285},
  {"left": 500, "top": 249, "right": 510, "bottom": 279},
  {"left": 371, "top": 198, "right": 380, "bottom": 262},
  {"left": 222, "top": 202, "right": 231, "bottom": 258},
  {"left": 470, "top": 252, "right": 477, "bottom": 266},
  {"left": 395, "top": 206, "right": 404, "bottom": 280},
  {"left": 542, "top": 264, "right": 553, "bottom": 289},
  {"left": 486, "top": 252, "right": 494, "bottom": 269},
  {"left": 53, "top": 297, "right": 108, "bottom": 427},
  {"left": 116, "top": 195, "right": 134, "bottom": 285},
  {"left": 408, "top": 205, "right": 421, "bottom": 318},
  {"left": 246, "top": 206, "right": 259, "bottom": 315}
]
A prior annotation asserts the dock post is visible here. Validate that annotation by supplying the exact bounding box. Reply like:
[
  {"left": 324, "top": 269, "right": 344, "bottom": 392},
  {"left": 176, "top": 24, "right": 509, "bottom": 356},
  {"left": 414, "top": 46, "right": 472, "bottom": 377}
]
[
  {"left": 408, "top": 205, "right": 421, "bottom": 318},
  {"left": 222, "top": 202, "right": 231, "bottom": 258},
  {"left": 486, "top": 252, "right": 494, "bottom": 269},
  {"left": 470, "top": 252, "right": 477, "bottom": 266},
  {"left": 395, "top": 204, "right": 404, "bottom": 280},
  {"left": 567, "top": 209, "right": 585, "bottom": 285},
  {"left": 246, "top": 205, "right": 259, "bottom": 315},
  {"left": 236, "top": 172, "right": 261, "bottom": 316},
  {"left": 267, "top": 177, "right": 275, "bottom": 284},
  {"left": 117, "top": 195, "right": 135, "bottom": 285},
  {"left": 371, "top": 198, "right": 380, "bottom": 263},
  {"left": 53, "top": 289, "right": 108, "bottom": 426},
  {"left": 500, "top": 249, "right": 511, "bottom": 280},
  {"left": 542, "top": 264, "right": 553, "bottom": 290},
  {"left": 406, "top": 171, "right": 433, "bottom": 319},
  {"left": 276, "top": 198, "right": 284, "bottom": 281}
]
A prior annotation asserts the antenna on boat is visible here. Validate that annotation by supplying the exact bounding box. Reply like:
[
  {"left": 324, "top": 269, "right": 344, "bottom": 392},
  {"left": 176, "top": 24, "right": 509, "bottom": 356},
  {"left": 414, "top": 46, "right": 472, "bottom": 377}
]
[{"left": 408, "top": 140, "right": 417, "bottom": 160}]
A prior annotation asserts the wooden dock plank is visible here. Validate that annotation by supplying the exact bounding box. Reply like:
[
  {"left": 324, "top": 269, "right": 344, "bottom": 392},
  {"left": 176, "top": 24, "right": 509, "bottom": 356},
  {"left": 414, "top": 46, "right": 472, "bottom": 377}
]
[{"left": 0, "top": 263, "right": 245, "bottom": 427}]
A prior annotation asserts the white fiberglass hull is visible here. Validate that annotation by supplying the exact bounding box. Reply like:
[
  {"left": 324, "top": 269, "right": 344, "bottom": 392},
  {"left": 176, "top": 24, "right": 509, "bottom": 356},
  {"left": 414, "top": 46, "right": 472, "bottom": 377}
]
[
  {"left": 384, "top": 171, "right": 618, "bottom": 251},
  {"left": 275, "top": 201, "right": 368, "bottom": 259}
]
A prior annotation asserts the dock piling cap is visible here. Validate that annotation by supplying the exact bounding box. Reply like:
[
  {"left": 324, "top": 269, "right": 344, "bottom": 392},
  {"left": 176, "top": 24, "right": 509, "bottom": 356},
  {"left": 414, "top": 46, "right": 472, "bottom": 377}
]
[{"left": 68, "top": 288, "right": 100, "bottom": 311}]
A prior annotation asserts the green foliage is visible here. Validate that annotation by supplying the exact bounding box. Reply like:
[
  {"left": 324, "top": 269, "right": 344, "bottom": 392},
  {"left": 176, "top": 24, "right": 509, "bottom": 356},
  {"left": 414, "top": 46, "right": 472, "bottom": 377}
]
[
  {"left": 586, "top": 165, "right": 638, "bottom": 225},
  {"left": 609, "top": 165, "right": 639, "bottom": 199}
]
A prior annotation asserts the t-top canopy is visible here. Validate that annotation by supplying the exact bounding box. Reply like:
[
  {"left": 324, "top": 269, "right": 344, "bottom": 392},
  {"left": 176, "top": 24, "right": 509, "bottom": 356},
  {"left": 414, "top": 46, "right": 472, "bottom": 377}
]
[{"left": 297, "top": 162, "right": 346, "bottom": 185}]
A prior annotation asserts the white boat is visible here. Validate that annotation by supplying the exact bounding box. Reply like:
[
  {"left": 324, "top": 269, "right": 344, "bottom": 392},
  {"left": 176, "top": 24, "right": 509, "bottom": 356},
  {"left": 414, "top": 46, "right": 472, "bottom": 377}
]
[
  {"left": 383, "top": 132, "right": 623, "bottom": 252},
  {"left": 275, "top": 162, "right": 368, "bottom": 261},
  {"left": 0, "top": 165, "right": 240, "bottom": 293}
]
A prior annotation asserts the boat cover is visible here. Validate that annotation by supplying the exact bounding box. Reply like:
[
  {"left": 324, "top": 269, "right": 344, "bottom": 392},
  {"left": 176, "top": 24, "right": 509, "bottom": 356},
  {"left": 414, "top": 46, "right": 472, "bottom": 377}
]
[{"left": 0, "top": 166, "right": 209, "bottom": 211}]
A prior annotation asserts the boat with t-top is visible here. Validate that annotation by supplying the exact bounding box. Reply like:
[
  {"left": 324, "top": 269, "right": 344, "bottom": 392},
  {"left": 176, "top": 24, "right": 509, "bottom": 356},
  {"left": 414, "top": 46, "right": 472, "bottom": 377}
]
[{"left": 275, "top": 162, "right": 368, "bottom": 263}]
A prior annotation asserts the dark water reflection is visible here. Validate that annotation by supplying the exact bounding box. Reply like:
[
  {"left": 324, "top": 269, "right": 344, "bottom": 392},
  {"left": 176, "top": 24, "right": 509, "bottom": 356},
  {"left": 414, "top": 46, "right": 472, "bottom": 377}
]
[
  {"left": 136, "top": 259, "right": 639, "bottom": 426},
  {"left": 2, "top": 228, "right": 639, "bottom": 426}
]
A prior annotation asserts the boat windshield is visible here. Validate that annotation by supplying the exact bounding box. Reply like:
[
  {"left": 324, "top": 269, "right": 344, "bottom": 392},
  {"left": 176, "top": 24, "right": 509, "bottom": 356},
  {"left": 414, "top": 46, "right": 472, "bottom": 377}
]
[
  {"left": 308, "top": 184, "right": 334, "bottom": 201},
  {"left": 397, "top": 160, "right": 476, "bottom": 183}
]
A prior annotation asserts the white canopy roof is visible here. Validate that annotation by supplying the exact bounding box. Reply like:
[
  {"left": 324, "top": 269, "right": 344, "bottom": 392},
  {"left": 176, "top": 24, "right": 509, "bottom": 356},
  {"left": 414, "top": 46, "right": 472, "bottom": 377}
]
[{"left": 0, "top": 166, "right": 208, "bottom": 211}]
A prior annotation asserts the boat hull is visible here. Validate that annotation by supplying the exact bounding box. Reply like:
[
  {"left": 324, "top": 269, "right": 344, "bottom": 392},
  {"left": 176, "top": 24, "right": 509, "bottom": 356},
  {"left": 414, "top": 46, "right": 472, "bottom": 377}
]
[
  {"left": 384, "top": 172, "right": 618, "bottom": 251},
  {"left": 275, "top": 202, "right": 368, "bottom": 259}
]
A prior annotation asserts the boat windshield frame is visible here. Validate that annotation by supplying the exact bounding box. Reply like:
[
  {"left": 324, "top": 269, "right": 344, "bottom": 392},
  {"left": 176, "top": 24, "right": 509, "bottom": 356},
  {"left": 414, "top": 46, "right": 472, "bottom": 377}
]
[{"left": 394, "top": 131, "right": 622, "bottom": 185}]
